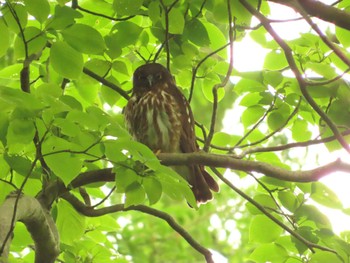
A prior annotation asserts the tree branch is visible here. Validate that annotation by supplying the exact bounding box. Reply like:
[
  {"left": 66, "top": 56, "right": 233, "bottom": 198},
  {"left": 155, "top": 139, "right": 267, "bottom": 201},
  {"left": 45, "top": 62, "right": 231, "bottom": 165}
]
[
  {"left": 211, "top": 168, "right": 336, "bottom": 254},
  {"left": 158, "top": 152, "right": 350, "bottom": 182},
  {"left": 203, "top": 0, "right": 235, "bottom": 152},
  {"left": 0, "top": 194, "right": 59, "bottom": 263},
  {"left": 268, "top": 0, "right": 350, "bottom": 31},
  {"left": 83, "top": 67, "right": 130, "bottom": 100},
  {"left": 62, "top": 192, "right": 214, "bottom": 263},
  {"left": 239, "top": 0, "right": 350, "bottom": 154},
  {"left": 292, "top": 0, "right": 350, "bottom": 68}
]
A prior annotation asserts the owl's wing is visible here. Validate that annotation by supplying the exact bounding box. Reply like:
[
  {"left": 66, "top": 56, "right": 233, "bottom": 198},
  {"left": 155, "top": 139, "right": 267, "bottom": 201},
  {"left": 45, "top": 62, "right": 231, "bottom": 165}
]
[
  {"left": 167, "top": 84, "right": 198, "bottom": 154},
  {"left": 168, "top": 83, "right": 219, "bottom": 202}
]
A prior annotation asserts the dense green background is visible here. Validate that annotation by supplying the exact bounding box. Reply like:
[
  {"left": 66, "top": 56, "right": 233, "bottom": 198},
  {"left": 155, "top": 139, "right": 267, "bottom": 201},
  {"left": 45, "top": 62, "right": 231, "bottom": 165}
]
[{"left": 1, "top": 0, "right": 350, "bottom": 262}]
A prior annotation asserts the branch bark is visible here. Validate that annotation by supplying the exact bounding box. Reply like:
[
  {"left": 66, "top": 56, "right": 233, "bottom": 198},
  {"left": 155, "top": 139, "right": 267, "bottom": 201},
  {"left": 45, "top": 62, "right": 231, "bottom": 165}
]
[
  {"left": 61, "top": 192, "right": 214, "bottom": 263},
  {"left": 158, "top": 152, "right": 350, "bottom": 182},
  {"left": 269, "top": 0, "right": 350, "bottom": 31},
  {"left": 0, "top": 194, "right": 59, "bottom": 263}
]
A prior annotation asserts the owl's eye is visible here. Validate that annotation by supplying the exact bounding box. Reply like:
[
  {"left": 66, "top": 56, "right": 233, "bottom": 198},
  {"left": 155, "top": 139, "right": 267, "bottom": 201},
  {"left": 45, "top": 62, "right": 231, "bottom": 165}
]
[{"left": 155, "top": 73, "right": 162, "bottom": 80}]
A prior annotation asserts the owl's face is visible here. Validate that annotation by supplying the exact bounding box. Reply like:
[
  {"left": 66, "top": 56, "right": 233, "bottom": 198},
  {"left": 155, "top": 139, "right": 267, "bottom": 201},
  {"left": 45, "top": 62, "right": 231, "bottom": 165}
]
[{"left": 133, "top": 63, "right": 174, "bottom": 93}]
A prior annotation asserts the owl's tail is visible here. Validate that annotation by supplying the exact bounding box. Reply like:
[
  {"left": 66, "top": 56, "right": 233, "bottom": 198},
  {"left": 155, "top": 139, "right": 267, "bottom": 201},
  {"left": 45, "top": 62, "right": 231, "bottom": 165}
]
[{"left": 192, "top": 166, "right": 219, "bottom": 204}]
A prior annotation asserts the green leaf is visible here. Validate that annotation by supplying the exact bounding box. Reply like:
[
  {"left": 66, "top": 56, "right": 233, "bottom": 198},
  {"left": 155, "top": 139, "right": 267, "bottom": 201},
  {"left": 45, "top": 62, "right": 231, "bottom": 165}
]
[
  {"left": 212, "top": 2, "right": 229, "bottom": 24},
  {"left": 110, "top": 22, "right": 143, "bottom": 48},
  {"left": 235, "top": 78, "right": 266, "bottom": 93},
  {"left": 42, "top": 136, "right": 83, "bottom": 185},
  {"left": 156, "top": 166, "right": 196, "bottom": 207},
  {"left": 306, "top": 62, "right": 337, "bottom": 79},
  {"left": 4, "top": 154, "right": 32, "bottom": 176},
  {"left": 240, "top": 92, "right": 262, "bottom": 107},
  {"left": 143, "top": 176, "right": 162, "bottom": 205},
  {"left": 50, "top": 41, "right": 84, "bottom": 79},
  {"left": 249, "top": 215, "right": 283, "bottom": 243},
  {"left": 278, "top": 191, "right": 300, "bottom": 212},
  {"left": 101, "top": 84, "right": 121, "bottom": 106},
  {"left": 85, "top": 59, "right": 111, "bottom": 76},
  {"left": 62, "top": 24, "right": 106, "bottom": 54},
  {"left": 165, "top": 8, "right": 185, "bottom": 34},
  {"left": 112, "top": 60, "right": 129, "bottom": 76},
  {"left": 111, "top": 139, "right": 160, "bottom": 170},
  {"left": 336, "top": 26, "right": 350, "bottom": 48},
  {"left": 125, "top": 182, "right": 146, "bottom": 207},
  {"left": 148, "top": 1, "right": 161, "bottom": 23},
  {"left": 7, "top": 118, "right": 35, "bottom": 147},
  {"left": 23, "top": 0, "right": 50, "bottom": 23},
  {"left": 12, "top": 222, "right": 33, "bottom": 247},
  {"left": 249, "top": 243, "right": 288, "bottom": 263},
  {"left": 241, "top": 105, "right": 265, "bottom": 128},
  {"left": 113, "top": 0, "right": 143, "bottom": 16},
  {"left": 114, "top": 166, "right": 139, "bottom": 192},
  {"left": 327, "top": 100, "right": 350, "bottom": 126},
  {"left": 14, "top": 27, "right": 47, "bottom": 59},
  {"left": 263, "top": 71, "right": 283, "bottom": 88},
  {"left": 212, "top": 132, "right": 234, "bottom": 146},
  {"left": 0, "top": 19, "right": 10, "bottom": 57},
  {"left": 292, "top": 119, "right": 312, "bottom": 141},
  {"left": 59, "top": 95, "right": 83, "bottom": 111},
  {"left": 46, "top": 5, "right": 82, "bottom": 30},
  {"left": 53, "top": 118, "right": 80, "bottom": 137},
  {"left": 56, "top": 200, "right": 86, "bottom": 244},
  {"left": 2, "top": 4, "right": 28, "bottom": 33},
  {"left": 267, "top": 111, "right": 285, "bottom": 131},
  {"left": 231, "top": 0, "right": 253, "bottom": 25},
  {"left": 295, "top": 205, "right": 332, "bottom": 229},
  {"left": 0, "top": 86, "right": 44, "bottom": 110},
  {"left": 204, "top": 21, "right": 227, "bottom": 52},
  {"left": 311, "top": 182, "right": 343, "bottom": 209},
  {"left": 184, "top": 18, "right": 210, "bottom": 46},
  {"left": 310, "top": 251, "right": 343, "bottom": 263},
  {"left": 246, "top": 194, "right": 277, "bottom": 215},
  {"left": 264, "top": 50, "right": 288, "bottom": 70}
]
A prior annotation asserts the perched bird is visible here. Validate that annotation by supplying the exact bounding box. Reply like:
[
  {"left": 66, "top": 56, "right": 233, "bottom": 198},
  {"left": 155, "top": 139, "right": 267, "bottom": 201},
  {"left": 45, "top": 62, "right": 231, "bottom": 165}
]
[{"left": 124, "top": 63, "right": 219, "bottom": 203}]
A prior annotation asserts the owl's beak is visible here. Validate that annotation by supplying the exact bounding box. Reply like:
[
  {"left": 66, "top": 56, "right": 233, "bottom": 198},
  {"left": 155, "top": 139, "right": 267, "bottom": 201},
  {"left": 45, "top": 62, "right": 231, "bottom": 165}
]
[{"left": 147, "top": 75, "right": 154, "bottom": 87}]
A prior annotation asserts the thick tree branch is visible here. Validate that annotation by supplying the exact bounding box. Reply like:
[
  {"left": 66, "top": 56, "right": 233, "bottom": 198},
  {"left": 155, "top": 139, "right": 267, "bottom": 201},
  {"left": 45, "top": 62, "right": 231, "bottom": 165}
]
[
  {"left": 0, "top": 194, "right": 59, "bottom": 263},
  {"left": 269, "top": 0, "right": 350, "bottom": 31},
  {"left": 62, "top": 192, "right": 214, "bottom": 263},
  {"left": 158, "top": 152, "right": 350, "bottom": 182},
  {"left": 36, "top": 152, "right": 350, "bottom": 202}
]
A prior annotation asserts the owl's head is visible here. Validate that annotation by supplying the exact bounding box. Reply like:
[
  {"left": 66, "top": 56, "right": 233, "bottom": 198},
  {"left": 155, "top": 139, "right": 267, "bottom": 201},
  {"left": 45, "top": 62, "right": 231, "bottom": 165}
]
[{"left": 133, "top": 63, "right": 174, "bottom": 92}]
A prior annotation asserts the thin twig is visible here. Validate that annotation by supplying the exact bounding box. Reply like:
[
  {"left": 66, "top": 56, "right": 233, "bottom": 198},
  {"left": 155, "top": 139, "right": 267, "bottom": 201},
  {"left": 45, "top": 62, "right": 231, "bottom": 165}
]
[
  {"left": 189, "top": 43, "right": 230, "bottom": 102},
  {"left": 240, "top": 0, "right": 350, "bottom": 154},
  {"left": 249, "top": 173, "right": 295, "bottom": 226},
  {"left": 239, "top": 96, "right": 302, "bottom": 149},
  {"left": 203, "top": 0, "right": 235, "bottom": 152},
  {"left": 305, "top": 68, "right": 350, "bottom": 86},
  {"left": 83, "top": 67, "right": 129, "bottom": 100},
  {"left": 62, "top": 192, "right": 214, "bottom": 263},
  {"left": 210, "top": 168, "right": 336, "bottom": 254},
  {"left": 234, "top": 95, "right": 278, "bottom": 148},
  {"left": 292, "top": 0, "right": 350, "bottom": 68}
]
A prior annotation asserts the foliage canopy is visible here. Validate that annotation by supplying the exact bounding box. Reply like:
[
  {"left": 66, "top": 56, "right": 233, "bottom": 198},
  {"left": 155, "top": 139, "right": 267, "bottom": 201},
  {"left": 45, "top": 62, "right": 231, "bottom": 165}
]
[{"left": 1, "top": 0, "right": 350, "bottom": 262}]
